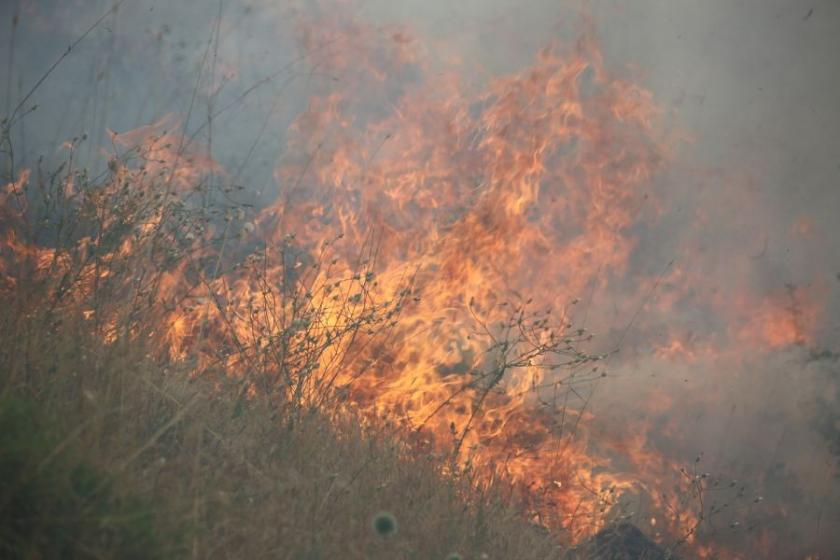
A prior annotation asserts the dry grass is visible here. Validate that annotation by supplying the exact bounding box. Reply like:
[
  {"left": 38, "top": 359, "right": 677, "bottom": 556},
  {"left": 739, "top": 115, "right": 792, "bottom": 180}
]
[
  {"left": 0, "top": 46, "right": 678, "bottom": 556},
  {"left": 0, "top": 131, "right": 571, "bottom": 556},
  {"left": 0, "top": 309, "right": 571, "bottom": 559}
]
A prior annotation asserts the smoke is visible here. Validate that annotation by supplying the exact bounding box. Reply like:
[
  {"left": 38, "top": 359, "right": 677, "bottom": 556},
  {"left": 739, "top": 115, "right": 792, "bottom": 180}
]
[{"left": 2, "top": 0, "right": 839, "bottom": 557}]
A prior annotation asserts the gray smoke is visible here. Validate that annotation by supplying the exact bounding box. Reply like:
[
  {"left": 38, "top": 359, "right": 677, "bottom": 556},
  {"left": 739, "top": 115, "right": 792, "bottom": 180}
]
[{"left": 2, "top": 0, "right": 838, "bottom": 557}]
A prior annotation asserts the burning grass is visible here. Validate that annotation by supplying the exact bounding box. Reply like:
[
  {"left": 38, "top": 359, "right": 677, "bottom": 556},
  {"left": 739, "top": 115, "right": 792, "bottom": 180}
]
[
  {"left": 1, "top": 4, "right": 799, "bottom": 555},
  {"left": 0, "top": 84, "right": 681, "bottom": 558},
  {"left": 0, "top": 114, "right": 585, "bottom": 558}
]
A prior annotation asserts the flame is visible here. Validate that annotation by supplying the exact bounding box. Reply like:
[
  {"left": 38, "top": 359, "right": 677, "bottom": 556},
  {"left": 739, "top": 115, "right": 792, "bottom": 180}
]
[
  {"left": 2, "top": 5, "right": 833, "bottom": 558},
  {"left": 239, "top": 13, "right": 676, "bottom": 540},
  {"left": 737, "top": 286, "right": 820, "bottom": 349}
]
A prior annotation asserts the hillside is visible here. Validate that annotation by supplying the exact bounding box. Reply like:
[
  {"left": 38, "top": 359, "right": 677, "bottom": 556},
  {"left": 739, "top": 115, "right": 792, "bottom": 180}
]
[{"left": 0, "top": 315, "right": 670, "bottom": 559}]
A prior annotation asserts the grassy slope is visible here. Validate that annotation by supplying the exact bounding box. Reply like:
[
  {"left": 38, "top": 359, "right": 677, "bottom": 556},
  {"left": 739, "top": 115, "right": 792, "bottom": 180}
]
[{"left": 0, "top": 317, "right": 568, "bottom": 559}]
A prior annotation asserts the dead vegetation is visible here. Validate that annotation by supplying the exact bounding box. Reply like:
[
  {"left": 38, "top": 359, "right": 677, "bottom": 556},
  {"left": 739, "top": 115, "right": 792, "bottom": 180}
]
[
  {"left": 0, "top": 116, "right": 579, "bottom": 559},
  {"left": 1, "top": 313, "right": 575, "bottom": 559},
  {"left": 0, "top": 6, "right": 714, "bottom": 556}
]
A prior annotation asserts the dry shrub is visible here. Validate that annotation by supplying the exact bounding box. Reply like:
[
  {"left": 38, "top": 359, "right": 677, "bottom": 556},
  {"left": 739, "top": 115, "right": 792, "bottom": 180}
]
[{"left": 0, "top": 124, "right": 569, "bottom": 559}]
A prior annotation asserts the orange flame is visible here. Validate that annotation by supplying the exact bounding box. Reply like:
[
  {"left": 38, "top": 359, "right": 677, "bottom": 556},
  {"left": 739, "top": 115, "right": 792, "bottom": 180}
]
[{"left": 3, "top": 7, "right": 831, "bottom": 557}]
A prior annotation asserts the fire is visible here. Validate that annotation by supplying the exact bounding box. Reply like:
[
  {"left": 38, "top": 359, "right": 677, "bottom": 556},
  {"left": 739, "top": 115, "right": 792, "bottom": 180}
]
[
  {"left": 737, "top": 285, "right": 820, "bottom": 349},
  {"left": 2, "top": 4, "right": 834, "bottom": 558},
  {"left": 654, "top": 335, "right": 699, "bottom": 362},
  {"left": 1, "top": 20, "right": 673, "bottom": 541},
  {"left": 108, "top": 113, "right": 224, "bottom": 191},
  {"left": 243, "top": 13, "right": 676, "bottom": 540}
]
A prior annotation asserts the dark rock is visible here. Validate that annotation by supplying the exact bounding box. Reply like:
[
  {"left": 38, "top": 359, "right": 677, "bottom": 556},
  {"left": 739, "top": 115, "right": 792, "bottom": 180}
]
[{"left": 563, "top": 523, "right": 677, "bottom": 560}]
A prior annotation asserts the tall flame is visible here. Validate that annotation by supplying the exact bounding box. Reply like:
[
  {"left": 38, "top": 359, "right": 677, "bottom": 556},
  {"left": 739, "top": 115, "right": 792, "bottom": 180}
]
[{"left": 2, "top": 4, "right": 835, "bottom": 558}]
